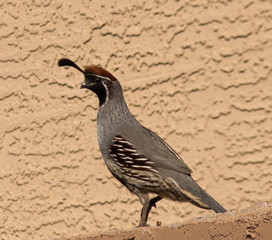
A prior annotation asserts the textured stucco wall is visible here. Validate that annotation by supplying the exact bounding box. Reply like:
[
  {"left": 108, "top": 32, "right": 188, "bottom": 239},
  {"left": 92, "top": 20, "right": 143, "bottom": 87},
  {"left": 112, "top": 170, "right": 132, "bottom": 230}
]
[{"left": 1, "top": 0, "right": 272, "bottom": 239}]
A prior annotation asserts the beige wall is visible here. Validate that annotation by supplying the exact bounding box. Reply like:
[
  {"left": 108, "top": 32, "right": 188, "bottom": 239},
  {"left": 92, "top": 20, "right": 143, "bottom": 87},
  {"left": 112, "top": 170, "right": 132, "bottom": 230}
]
[{"left": 1, "top": 0, "right": 272, "bottom": 239}]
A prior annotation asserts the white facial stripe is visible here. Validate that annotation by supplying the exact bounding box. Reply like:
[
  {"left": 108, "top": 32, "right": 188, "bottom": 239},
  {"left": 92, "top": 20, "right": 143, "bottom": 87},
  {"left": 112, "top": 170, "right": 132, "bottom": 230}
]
[
  {"left": 87, "top": 73, "right": 111, "bottom": 81},
  {"left": 100, "top": 81, "right": 109, "bottom": 107}
]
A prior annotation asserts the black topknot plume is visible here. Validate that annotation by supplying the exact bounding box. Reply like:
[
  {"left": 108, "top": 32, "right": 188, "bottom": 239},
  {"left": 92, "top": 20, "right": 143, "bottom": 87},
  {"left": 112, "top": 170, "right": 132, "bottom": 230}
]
[{"left": 58, "top": 58, "right": 85, "bottom": 74}]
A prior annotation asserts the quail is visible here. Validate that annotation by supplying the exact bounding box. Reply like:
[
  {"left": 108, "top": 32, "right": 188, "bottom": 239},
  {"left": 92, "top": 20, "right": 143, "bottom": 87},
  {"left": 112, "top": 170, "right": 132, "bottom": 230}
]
[{"left": 58, "top": 58, "right": 227, "bottom": 227}]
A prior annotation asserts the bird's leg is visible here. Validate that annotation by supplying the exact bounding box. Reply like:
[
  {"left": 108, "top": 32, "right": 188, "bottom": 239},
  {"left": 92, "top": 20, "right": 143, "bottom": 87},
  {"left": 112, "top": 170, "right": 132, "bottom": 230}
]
[
  {"left": 138, "top": 196, "right": 162, "bottom": 227},
  {"left": 150, "top": 196, "right": 162, "bottom": 209}
]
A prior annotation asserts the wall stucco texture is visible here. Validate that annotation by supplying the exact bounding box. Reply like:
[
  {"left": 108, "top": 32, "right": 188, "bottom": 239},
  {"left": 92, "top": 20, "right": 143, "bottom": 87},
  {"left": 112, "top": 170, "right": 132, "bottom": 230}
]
[{"left": 1, "top": 0, "right": 272, "bottom": 239}]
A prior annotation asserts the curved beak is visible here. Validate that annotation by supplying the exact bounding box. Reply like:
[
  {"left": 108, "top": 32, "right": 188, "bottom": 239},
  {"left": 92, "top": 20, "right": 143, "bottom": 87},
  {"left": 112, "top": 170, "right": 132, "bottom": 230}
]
[{"left": 80, "top": 82, "right": 88, "bottom": 89}]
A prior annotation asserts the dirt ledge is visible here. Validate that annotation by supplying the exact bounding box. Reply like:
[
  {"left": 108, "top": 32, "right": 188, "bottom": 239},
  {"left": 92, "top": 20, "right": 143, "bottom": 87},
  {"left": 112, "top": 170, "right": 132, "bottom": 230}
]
[{"left": 60, "top": 203, "right": 272, "bottom": 240}]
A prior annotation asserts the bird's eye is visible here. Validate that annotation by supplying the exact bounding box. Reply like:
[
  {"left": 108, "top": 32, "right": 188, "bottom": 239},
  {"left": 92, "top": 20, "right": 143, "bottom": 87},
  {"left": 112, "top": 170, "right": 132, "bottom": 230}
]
[{"left": 96, "top": 77, "right": 100, "bottom": 83}]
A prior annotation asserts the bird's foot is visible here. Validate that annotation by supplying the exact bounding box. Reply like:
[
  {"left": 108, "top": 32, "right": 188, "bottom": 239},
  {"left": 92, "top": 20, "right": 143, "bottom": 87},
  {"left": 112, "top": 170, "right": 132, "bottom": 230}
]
[{"left": 136, "top": 222, "right": 150, "bottom": 228}]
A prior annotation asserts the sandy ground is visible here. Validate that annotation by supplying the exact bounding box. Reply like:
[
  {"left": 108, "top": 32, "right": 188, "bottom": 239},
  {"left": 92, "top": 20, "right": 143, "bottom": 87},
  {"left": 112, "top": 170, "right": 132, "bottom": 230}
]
[{"left": 60, "top": 202, "right": 272, "bottom": 240}]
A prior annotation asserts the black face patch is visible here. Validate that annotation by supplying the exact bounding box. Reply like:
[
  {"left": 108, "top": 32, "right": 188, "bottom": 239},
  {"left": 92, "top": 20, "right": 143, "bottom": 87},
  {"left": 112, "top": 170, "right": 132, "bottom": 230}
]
[
  {"left": 91, "top": 82, "right": 107, "bottom": 107},
  {"left": 82, "top": 74, "right": 108, "bottom": 107}
]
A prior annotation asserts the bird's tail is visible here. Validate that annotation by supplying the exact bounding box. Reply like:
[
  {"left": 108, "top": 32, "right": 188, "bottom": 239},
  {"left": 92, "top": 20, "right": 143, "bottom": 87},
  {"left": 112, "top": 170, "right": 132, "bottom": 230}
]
[{"left": 164, "top": 173, "right": 226, "bottom": 213}]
